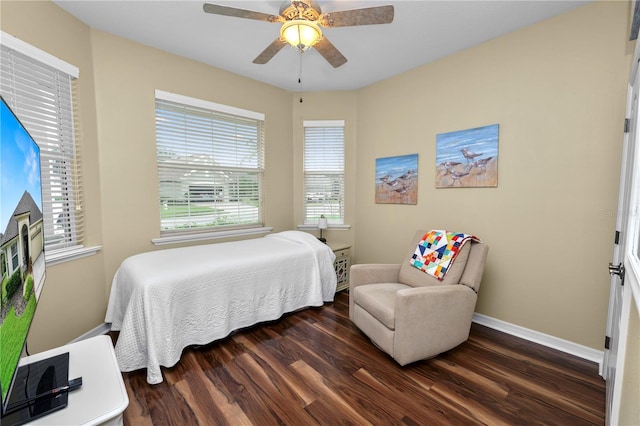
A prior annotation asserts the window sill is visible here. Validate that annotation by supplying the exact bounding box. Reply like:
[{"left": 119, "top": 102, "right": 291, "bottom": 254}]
[
  {"left": 297, "top": 224, "right": 351, "bottom": 231},
  {"left": 152, "top": 227, "right": 274, "bottom": 246},
  {"left": 46, "top": 245, "right": 102, "bottom": 266}
]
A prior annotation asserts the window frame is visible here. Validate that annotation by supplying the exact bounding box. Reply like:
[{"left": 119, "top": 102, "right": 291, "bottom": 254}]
[
  {"left": 10, "top": 243, "right": 18, "bottom": 271},
  {"left": 0, "top": 31, "right": 99, "bottom": 265},
  {"left": 302, "top": 120, "right": 345, "bottom": 227},
  {"left": 153, "top": 90, "right": 270, "bottom": 245}
]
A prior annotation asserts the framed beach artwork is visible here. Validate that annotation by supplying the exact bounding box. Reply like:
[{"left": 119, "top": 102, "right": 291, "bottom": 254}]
[
  {"left": 375, "top": 153, "right": 418, "bottom": 204},
  {"left": 435, "top": 124, "right": 499, "bottom": 188}
]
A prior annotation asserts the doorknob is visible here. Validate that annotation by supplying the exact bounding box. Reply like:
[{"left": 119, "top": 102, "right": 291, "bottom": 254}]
[{"left": 609, "top": 262, "right": 625, "bottom": 282}]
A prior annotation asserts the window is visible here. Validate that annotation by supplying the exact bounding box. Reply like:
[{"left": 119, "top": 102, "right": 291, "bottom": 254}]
[
  {"left": 303, "top": 120, "right": 345, "bottom": 225},
  {"left": 0, "top": 252, "right": 5, "bottom": 278},
  {"left": 10, "top": 243, "right": 18, "bottom": 271},
  {"left": 1, "top": 32, "right": 84, "bottom": 256},
  {"left": 155, "top": 91, "right": 265, "bottom": 236}
]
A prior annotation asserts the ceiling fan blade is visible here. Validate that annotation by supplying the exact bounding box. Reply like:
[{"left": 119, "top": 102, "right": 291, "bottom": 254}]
[
  {"left": 321, "top": 5, "right": 394, "bottom": 27},
  {"left": 203, "top": 3, "right": 277, "bottom": 22},
  {"left": 253, "top": 38, "right": 288, "bottom": 64},
  {"left": 314, "top": 37, "right": 347, "bottom": 68}
]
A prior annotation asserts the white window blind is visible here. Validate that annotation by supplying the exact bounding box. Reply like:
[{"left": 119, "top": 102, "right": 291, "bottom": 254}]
[
  {"left": 0, "top": 37, "right": 84, "bottom": 254},
  {"left": 303, "top": 120, "right": 344, "bottom": 225},
  {"left": 155, "top": 91, "right": 265, "bottom": 235}
]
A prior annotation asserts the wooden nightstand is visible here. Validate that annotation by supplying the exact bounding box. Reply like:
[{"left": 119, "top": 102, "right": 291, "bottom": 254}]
[{"left": 328, "top": 242, "right": 351, "bottom": 292}]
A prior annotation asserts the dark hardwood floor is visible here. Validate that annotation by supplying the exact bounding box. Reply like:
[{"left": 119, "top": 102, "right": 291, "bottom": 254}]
[{"left": 110, "top": 291, "right": 605, "bottom": 425}]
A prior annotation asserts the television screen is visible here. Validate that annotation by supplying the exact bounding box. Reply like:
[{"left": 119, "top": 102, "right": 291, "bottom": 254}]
[{"left": 0, "top": 95, "right": 47, "bottom": 415}]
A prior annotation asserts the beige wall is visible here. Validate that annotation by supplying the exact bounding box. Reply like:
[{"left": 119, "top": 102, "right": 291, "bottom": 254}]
[
  {"left": 89, "top": 29, "right": 293, "bottom": 291},
  {"left": 354, "top": 1, "right": 631, "bottom": 350},
  {"left": 0, "top": 0, "right": 633, "bottom": 358}
]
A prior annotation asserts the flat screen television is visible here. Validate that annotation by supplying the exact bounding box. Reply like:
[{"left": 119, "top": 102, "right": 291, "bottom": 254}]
[{"left": 0, "top": 96, "right": 70, "bottom": 425}]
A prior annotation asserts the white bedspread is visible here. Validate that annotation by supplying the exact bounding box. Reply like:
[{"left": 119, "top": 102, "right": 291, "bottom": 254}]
[{"left": 105, "top": 230, "right": 336, "bottom": 384}]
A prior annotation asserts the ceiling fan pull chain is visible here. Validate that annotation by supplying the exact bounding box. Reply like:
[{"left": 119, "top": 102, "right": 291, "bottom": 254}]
[{"left": 298, "top": 51, "right": 304, "bottom": 103}]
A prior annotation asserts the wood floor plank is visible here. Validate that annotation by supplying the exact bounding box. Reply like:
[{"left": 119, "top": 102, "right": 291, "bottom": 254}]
[
  {"left": 111, "top": 291, "right": 605, "bottom": 425},
  {"left": 290, "top": 359, "right": 373, "bottom": 425},
  {"left": 447, "top": 343, "right": 604, "bottom": 424},
  {"left": 351, "top": 367, "right": 470, "bottom": 426},
  {"left": 232, "top": 353, "right": 317, "bottom": 425},
  {"left": 207, "top": 354, "right": 280, "bottom": 425},
  {"left": 120, "top": 373, "right": 154, "bottom": 426},
  {"left": 232, "top": 333, "right": 317, "bottom": 406},
  {"left": 173, "top": 353, "right": 251, "bottom": 425}
]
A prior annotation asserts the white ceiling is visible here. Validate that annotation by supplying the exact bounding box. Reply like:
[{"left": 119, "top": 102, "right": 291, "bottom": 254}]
[{"left": 53, "top": 0, "right": 590, "bottom": 92}]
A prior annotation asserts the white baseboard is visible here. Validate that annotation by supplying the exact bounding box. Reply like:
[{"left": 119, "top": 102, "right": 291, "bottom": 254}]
[
  {"left": 69, "top": 323, "right": 111, "bottom": 344},
  {"left": 472, "top": 313, "right": 604, "bottom": 369}
]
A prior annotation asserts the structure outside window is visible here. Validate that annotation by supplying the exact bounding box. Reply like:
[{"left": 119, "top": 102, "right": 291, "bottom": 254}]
[{"left": 303, "top": 120, "right": 345, "bottom": 225}]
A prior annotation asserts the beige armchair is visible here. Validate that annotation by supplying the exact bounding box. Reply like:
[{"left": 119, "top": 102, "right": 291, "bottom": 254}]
[{"left": 349, "top": 229, "right": 489, "bottom": 365}]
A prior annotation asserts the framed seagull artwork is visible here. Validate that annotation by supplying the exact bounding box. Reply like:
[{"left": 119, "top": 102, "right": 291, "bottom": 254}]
[
  {"left": 435, "top": 124, "right": 499, "bottom": 188},
  {"left": 375, "top": 153, "right": 419, "bottom": 204}
]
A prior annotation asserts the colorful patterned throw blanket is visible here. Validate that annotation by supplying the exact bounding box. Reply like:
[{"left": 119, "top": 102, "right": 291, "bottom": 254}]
[{"left": 410, "top": 230, "right": 480, "bottom": 280}]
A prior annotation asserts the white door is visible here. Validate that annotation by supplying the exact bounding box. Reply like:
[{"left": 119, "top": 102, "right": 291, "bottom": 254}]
[{"left": 603, "top": 40, "right": 640, "bottom": 425}]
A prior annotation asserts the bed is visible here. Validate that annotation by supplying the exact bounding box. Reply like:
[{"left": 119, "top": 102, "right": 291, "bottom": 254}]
[{"left": 105, "top": 230, "right": 337, "bottom": 384}]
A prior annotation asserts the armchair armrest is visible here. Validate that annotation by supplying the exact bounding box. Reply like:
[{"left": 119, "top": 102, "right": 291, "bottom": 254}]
[
  {"left": 349, "top": 264, "right": 401, "bottom": 288},
  {"left": 349, "top": 264, "right": 401, "bottom": 321},
  {"left": 393, "top": 285, "right": 477, "bottom": 365}
]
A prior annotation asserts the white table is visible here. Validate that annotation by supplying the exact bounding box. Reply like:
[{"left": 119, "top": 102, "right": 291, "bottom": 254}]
[{"left": 19, "top": 335, "right": 128, "bottom": 426}]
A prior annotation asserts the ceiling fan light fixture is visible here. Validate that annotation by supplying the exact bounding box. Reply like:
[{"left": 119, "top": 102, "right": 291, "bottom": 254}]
[{"left": 280, "top": 20, "right": 322, "bottom": 52}]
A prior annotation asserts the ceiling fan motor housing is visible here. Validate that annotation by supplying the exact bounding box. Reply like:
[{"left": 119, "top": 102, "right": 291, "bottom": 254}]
[{"left": 280, "top": 0, "right": 322, "bottom": 21}]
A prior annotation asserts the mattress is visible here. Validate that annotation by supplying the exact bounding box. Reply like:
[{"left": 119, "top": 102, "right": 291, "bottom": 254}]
[{"left": 105, "top": 230, "right": 337, "bottom": 384}]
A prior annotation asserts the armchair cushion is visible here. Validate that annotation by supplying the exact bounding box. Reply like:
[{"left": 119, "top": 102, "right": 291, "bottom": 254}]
[{"left": 353, "top": 283, "right": 409, "bottom": 329}]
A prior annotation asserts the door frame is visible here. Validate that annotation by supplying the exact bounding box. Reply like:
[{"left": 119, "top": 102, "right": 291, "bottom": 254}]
[{"left": 605, "top": 35, "right": 640, "bottom": 425}]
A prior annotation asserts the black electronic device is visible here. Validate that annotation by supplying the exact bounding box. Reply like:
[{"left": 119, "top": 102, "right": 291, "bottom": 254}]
[{"left": 1, "top": 353, "right": 70, "bottom": 425}]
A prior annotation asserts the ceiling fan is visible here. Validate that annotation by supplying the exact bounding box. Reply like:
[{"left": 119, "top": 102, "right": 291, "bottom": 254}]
[{"left": 202, "top": 1, "right": 394, "bottom": 68}]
